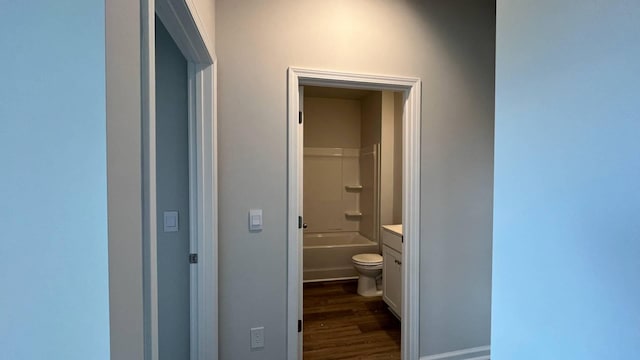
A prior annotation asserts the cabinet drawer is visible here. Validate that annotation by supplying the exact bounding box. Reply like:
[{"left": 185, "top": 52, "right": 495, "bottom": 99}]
[{"left": 382, "top": 228, "right": 403, "bottom": 253}]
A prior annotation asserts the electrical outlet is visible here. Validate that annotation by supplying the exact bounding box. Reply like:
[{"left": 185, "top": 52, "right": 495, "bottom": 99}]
[{"left": 250, "top": 327, "right": 264, "bottom": 349}]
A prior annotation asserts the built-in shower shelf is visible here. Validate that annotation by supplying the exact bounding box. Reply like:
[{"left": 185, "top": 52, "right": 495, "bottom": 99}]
[
  {"left": 344, "top": 211, "right": 363, "bottom": 217},
  {"left": 345, "top": 185, "right": 363, "bottom": 191}
]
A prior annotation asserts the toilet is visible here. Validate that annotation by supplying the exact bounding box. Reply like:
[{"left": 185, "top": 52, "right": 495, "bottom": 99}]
[{"left": 351, "top": 253, "right": 383, "bottom": 297}]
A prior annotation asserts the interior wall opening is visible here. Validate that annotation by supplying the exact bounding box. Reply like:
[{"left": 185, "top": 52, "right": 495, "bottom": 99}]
[
  {"left": 155, "top": 15, "right": 191, "bottom": 360},
  {"left": 301, "top": 85, "right": 405, "bottom": 359}
]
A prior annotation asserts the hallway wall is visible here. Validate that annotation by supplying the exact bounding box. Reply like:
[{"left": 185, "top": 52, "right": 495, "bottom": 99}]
[
  {"left": 493, "top": 1, "right": 640, "bottom": 358},
  {"left": 216, "top": 0, "right": 496, "bottom": 358},
  {"left": 0, "top": 1, "right": 109, "bottom": 359},
  {"left": 190, "top": 0, "right": 216, "bottom": 55}
]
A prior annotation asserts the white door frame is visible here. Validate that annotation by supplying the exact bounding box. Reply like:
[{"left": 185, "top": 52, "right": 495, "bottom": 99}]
[
  {"left": 286, "top": 68, "right": 421, "bottom": 360},
  {"left": 142, "top": 1, "right": 218, "bottom": 359}
]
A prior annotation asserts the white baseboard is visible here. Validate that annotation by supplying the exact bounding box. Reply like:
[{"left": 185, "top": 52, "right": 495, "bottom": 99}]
[{"left": 420, "top": 345, "right": 490, "bottom": 360}]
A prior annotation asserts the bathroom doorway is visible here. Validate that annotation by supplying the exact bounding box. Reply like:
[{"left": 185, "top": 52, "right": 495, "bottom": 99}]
[
  {"left": 302, "top": 86, "right": 402, "bottom": 358},
  {"left": 287, "top": 68, "right": 421, "bottom": 360}
]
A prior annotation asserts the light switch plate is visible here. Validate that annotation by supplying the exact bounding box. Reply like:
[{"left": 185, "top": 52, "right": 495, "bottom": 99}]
[
  {"left": 163, "top": 211, "right": 179, "bottom": 232},
  {"left": 249, "top": 209, "right": 263, "bottom": 231},
  {"left": 250, "top": 326, "right": 264, "bottom": 349}
]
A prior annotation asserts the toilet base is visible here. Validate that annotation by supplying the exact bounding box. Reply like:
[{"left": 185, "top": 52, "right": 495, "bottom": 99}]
[{"left": 357, "top": 275, "right": 382, "bottom": 297}]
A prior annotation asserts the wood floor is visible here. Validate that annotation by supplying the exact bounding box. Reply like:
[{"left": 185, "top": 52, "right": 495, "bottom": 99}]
[{"left": 303, "top": 280, "right": 401, "bottom": 360}]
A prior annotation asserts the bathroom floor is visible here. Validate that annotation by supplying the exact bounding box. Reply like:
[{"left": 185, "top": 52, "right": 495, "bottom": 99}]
[{"left": 303, "top": 280, "right": 401, "bottom": 360}]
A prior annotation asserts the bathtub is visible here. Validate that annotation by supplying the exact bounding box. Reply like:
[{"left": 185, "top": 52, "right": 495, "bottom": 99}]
[{"left": 303, "top": 232, "right": 379, "bottom": 282}]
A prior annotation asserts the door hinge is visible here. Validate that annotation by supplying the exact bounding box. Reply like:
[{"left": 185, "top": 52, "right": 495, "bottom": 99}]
[
  {"left": 298, "top": 111, "right": 303, "bottom": 124},
  {"left": 298, "top": 216, "right": 303, "bottom": 229},
  {"left": 189, "top": 253, "right": 198, "bottom": 264},
  {"left": 298, "top": 319, "right": 302, "bottom": 333}
]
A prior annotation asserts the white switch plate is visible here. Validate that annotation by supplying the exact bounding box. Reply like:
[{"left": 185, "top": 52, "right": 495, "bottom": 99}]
[
  {"left": 163, "top": 211, "right": 179, "bottom": 232},
  {"left": 249, "top": 209, "right": 263, "bottom": 231},
  {"left": 250, "top": 326, "right": 264, "bottom": 349}
]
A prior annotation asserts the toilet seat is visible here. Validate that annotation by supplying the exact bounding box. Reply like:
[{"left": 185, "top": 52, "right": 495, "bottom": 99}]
[{"left": 352, "top": 253, "right": 383, "bottom": 266}]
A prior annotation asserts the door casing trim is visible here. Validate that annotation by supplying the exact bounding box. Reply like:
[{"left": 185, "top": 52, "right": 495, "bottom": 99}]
[
  {"left": 286, "top": 67, "right": 421, "bottom": 360},
  {"left": 142, "top": 1, "right": 217, "bottom": 359}
]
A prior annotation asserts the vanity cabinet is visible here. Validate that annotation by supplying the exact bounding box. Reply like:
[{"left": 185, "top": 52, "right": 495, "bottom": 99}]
[
  {"left": 382, "top": 244, "right": 402, "bottom": 317},
  {"left": 382, "top": 225, "right": 403, "bottom": 319}
]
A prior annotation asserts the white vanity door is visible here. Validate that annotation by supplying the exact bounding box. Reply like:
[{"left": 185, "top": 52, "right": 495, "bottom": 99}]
[{"left": 382, "top": 245, "right": 402, "bottom": 318}]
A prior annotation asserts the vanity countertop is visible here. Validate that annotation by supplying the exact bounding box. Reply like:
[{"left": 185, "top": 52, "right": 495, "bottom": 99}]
[{"left": 382, "top": 224, "right": 403, "bottom": 237}]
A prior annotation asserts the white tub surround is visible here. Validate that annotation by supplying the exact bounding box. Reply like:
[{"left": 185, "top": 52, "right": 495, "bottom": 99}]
[
  {"left": 303, "top": 232, "right": 378, "bottom": 282},
  {"left": 304, "top": 147, "right": 361, "bottom": 233}
]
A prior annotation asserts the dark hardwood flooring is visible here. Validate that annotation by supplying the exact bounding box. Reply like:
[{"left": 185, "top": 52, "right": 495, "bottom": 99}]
[{"left": 303, "top": 280, "right": 401, "bottom": 360}]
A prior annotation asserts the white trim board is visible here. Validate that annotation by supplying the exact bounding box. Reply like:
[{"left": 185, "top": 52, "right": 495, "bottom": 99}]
[
  {"left": 420, "top": 346, "right": 490, "bottom": 360},
  {"left": 186, "top": 62, "right": 218, "bottom": 360},
  {"left": 143, "top": 1, "right": 218, "bottom": 360},
  {"left": 140, "top": 1, "right": 158, "bottom": 358},
  {"left": 287, "top": 68, "right": 421, "bottom": 360},
  {"left": 156, "top": 0, "right": 212, "bottom": 63}
]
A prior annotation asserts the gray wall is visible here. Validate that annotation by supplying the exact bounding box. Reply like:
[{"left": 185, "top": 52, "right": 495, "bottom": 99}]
[
  {"left": 0, "top": 1, "right": 110, "bottom": 358},
  {"left": 191, "top": 0, "right": 216, "bottom": 56},
  {"left": 106, "top": 0, "right": 145, "bottom": 357},
  {"left": 216, "top": 0, "right": 495, "bottom": 358},
  {"left": 493, "top": 1, "right": 640, "bottom": 358},
  {"left": 303, "top": 97, "right": 362, "bottom": 148},
  {"left": 360, "top": 92, "right": 382, "bottom": 242},
  {"left": 393, "top": 91, "right": 404, "bottom": 224},
  {"left": 380, "top": 90, "right": 399, "bottom": 228},
  {"left": 155, "top": 18, "right": 191, "bottom": 360}
]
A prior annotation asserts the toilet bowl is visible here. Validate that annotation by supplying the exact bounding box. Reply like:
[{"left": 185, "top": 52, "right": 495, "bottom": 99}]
[{"left": 352, "top": 253, "right": 383, "bottom": 297}]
